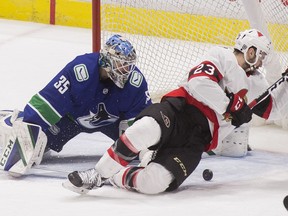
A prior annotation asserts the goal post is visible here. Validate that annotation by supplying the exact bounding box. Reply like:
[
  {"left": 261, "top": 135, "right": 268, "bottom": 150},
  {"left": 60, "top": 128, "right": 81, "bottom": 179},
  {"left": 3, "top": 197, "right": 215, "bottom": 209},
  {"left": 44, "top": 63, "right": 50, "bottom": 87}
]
[
  {"left": 92, "top": 0, "right": 101, "bottom": 52},
  {"left": 92, "top": 0, "right": 288, "bottom": 102}
]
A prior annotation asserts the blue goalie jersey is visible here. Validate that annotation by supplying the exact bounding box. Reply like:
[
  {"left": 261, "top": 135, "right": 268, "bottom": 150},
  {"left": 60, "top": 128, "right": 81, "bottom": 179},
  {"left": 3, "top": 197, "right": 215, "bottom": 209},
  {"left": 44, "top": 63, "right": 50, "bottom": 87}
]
[{"left": 23, "top": 52, "right": 151, "bottom": 152}]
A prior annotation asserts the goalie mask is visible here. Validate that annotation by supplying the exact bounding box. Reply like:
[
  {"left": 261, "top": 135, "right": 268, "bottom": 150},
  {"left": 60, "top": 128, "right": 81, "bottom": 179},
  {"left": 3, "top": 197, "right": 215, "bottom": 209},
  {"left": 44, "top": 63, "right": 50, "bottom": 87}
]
[
  {"left": 99, "top": 35, "right": 137, "bottom": 88},
  {"left": 234, "top": 29, "right": 271, "bottom": 70}
]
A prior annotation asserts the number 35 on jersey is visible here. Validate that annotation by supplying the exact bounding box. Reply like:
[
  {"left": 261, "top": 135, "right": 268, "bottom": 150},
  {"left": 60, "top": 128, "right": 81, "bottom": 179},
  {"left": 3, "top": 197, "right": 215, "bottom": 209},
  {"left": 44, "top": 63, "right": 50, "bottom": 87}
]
[{"left": 54, "top": 75, "right": 70, "bottom": 94}]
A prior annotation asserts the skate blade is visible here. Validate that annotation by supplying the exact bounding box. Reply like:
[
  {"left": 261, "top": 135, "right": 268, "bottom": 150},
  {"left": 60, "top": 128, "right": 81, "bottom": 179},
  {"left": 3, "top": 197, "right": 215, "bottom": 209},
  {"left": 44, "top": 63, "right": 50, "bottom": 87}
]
[{"left": 62, "top": 180, "right": 89, "bottom": 195}]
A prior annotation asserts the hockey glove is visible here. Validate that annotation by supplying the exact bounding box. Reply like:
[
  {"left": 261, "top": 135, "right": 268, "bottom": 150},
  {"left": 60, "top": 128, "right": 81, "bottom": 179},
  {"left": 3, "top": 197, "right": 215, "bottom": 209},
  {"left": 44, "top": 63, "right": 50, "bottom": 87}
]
[{"left": 225, "top": 92, "right": 252, "bottom": 127}]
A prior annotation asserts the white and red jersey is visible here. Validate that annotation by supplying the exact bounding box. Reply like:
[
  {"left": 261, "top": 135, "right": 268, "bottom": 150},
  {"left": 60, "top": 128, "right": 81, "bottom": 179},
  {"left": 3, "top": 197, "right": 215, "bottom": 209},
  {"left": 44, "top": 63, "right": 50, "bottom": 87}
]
[{"left": 164, "top": 46, "right": 288, "bottom": 151}]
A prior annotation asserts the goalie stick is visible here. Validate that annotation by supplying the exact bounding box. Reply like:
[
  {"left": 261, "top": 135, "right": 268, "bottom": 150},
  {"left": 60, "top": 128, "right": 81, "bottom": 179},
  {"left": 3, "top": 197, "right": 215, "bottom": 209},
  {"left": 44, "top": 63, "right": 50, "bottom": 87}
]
[
  {"left": 28, "top": 165, "right": 70, "bottom": 178},
  {"left": 0, "top": 165, "right": 69, "bottom": 178},
  {"left": 249, "top": 72, "right": 288, "bottom": 109}
]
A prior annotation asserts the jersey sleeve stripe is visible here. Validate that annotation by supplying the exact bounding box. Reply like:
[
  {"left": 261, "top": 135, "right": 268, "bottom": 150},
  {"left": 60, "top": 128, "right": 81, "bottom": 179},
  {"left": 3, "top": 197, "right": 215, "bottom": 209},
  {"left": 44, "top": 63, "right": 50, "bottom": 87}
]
[{"left": 28, "top": 93, "right": 62, "bottom": 125}]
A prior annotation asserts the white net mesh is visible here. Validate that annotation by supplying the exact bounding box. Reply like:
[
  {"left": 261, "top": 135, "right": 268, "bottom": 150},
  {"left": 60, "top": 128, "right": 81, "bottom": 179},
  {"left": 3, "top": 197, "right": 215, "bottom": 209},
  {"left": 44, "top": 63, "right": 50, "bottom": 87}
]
[{"left": 100, "top": 0, "right": 288, "bottom": 102}]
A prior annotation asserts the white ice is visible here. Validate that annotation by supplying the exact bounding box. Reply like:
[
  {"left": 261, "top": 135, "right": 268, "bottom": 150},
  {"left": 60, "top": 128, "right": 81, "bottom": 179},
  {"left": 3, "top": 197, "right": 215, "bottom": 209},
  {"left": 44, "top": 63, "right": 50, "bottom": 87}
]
[{"left": 0, "top": 19, "right": 288, "bottom": 216}]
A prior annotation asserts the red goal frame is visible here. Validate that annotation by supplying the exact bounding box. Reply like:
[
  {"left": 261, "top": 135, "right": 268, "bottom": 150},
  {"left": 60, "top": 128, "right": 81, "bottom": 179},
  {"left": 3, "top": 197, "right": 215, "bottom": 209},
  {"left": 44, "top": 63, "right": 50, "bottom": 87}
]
[{"left": 92, "top": 0, "right": 101, "bottom": 52}]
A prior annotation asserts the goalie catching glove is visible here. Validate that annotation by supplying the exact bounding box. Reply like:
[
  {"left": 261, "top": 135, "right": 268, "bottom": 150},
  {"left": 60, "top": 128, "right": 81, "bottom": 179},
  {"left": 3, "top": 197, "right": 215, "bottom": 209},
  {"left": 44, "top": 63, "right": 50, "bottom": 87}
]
[{"left": 225, "top": 92, "right": 252, "bottom": 127}]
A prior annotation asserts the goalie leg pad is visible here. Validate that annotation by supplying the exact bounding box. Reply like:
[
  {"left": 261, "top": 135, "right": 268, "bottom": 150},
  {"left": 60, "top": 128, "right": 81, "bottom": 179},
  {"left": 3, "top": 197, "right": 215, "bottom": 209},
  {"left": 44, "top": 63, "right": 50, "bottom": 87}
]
[
  {"left": 211, "top": 124, "right": 249, "bottom": 157},
  {"left": 0, "top": 110, "right": 24, "bottom": 148},
  {"left": 0, "top": 121, "right": 47, "bottom": 176},
  {"left": 109, "top": 162, "right": 173, "bottom": 194}
]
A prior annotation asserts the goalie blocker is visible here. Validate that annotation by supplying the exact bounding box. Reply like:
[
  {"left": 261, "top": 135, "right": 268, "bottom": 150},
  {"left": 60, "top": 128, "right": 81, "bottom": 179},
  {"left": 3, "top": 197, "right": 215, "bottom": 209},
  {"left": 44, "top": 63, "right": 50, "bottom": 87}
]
[{"left": 0, "top": 111, "right": 47, "bottom": 176}]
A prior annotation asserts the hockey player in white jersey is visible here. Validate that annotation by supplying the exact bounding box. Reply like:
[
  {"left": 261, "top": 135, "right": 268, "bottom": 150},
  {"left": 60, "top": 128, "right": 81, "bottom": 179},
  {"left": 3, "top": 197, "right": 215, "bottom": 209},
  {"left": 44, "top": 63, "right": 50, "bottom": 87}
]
[
  {"left": 208, "top": 29, "right": 280, "bottom": 158},
  {"left": 63, "top": 29, "right": 288, "bottom": 195}
]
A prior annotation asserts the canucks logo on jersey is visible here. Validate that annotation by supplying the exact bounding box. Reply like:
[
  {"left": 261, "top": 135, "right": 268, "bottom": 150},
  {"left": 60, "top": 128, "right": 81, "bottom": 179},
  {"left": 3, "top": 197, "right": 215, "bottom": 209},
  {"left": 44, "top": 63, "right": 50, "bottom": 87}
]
[{"left": 77, "top": 103, "right": 119, "bottom": 129}]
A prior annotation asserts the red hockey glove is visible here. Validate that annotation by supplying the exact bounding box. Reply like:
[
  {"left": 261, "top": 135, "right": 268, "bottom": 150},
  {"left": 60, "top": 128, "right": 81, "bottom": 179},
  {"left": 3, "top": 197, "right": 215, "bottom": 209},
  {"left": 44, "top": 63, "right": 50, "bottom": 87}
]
[{"left": 225, "top": 92, "right": 252, "bottom": 127}]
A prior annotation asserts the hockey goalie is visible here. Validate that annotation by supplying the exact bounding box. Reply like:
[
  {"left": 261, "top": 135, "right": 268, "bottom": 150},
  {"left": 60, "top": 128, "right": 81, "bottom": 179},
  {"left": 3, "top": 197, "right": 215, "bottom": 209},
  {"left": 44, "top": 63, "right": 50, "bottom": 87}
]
[{"left": 0, "top": 35, "right": 151, "bottom": 176}]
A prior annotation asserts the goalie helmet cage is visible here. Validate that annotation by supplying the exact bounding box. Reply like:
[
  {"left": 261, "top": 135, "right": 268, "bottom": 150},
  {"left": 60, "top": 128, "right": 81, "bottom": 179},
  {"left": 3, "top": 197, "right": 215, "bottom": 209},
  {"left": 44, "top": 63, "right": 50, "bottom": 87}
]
[{"left": 92, "top": 0, "right": 288, "bottom": 100}]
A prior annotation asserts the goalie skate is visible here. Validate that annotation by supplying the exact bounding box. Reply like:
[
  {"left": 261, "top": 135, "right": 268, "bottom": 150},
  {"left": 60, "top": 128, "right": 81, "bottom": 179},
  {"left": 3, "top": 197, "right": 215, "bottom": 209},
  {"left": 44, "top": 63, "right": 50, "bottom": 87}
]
[{"left": 62, "top": 169, "right": 103, "bottom": 194}]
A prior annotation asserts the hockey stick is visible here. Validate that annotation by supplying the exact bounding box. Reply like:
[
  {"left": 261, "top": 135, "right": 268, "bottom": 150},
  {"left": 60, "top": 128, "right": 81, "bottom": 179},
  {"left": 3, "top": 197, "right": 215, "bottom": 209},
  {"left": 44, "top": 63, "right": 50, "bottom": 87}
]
[
  {"left": 0, "top": 167, "right": 67, "bottom": 179},
  {"left": 249, "top": 72, "right": 288, "bottom": 109},
  {"left": 26, "top": 166, "right": 70, "bottom": 178}
]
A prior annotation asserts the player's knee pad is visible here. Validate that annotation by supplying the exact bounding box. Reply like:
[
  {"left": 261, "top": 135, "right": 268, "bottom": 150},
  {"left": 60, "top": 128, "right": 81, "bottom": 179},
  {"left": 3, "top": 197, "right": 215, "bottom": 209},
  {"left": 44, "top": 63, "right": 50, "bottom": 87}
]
[
  {"left": 97, "top": 130, "right": 156, "bottom": 177},
  {"left": 124, "top": 116, "right": 161, "bottom": 151},
  {"left": 110, "top": 162, "right": 174, "bottom": 194},
  {"left": 136, "top": 163, "right": 174, "bottom": 194}
]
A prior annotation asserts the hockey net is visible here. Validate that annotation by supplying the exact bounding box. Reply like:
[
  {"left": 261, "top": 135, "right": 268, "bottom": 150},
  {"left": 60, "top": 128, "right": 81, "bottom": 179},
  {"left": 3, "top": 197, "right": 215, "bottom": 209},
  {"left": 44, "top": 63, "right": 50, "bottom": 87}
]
[{"left": 97, "top": 0, "right": 288, "bottom": 126}]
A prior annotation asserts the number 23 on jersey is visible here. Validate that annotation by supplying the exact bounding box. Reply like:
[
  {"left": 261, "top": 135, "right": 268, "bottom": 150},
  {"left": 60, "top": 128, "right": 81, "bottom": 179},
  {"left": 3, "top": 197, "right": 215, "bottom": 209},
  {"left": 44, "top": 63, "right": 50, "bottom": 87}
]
[{"left": 188, "top": 61, "right": 222, "bottom": 83}]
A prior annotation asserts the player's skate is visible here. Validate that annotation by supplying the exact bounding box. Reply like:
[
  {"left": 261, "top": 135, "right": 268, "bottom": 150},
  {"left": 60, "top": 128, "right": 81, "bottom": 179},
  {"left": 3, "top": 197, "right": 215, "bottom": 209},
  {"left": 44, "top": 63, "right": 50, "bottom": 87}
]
[{"left": 62, "top": 168, "right": 104, "bottom": 194}]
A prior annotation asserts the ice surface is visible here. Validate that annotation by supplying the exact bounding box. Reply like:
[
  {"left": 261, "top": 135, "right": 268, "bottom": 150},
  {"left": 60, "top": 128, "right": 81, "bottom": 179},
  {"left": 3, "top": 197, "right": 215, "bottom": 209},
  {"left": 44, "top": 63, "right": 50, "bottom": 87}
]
[{"left": 0, "top": 19, "right": 288, "bottom": 216}]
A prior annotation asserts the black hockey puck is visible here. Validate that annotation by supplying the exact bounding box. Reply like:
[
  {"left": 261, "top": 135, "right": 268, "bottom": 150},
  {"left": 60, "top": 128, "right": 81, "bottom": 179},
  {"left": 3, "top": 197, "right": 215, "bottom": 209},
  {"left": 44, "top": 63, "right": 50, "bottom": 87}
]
[
  {"left": 283, "top": 195, "right": 288, "bottom": 211},
  {"left": 202, "top": 169, "right": 213, "bottom": 181}
]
